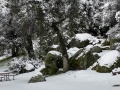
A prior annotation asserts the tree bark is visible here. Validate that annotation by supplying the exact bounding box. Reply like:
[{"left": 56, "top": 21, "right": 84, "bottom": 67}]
[
  {"left": 25, "top": 34, "right": 35, "bottom": 60},
  {"left": 11, "top": 43, "right": 19, "bottom": 57},
  {"left": 51, "top": 22, "right": 69, "bottom": 72}
]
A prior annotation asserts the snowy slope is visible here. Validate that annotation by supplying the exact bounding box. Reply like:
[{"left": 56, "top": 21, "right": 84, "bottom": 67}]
[{"left": 0, "top": 67, "right": 120, "bottom": 90}]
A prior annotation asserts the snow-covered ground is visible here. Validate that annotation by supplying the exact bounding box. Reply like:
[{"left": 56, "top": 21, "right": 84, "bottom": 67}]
[{"left": 0, "top": 65, "right": 120, "bottom": 90}]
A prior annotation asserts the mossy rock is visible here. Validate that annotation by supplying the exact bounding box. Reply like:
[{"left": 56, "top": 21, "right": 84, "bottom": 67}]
[
  {"left": 40, "top": 68, "right": 49, "bottom": 75},
  {"left": 70, "top": 49, "right": 83, "bottom": 61},
  {"left": 44, "top": 53, "right": 63, "bottom": 68},
  {"left": 90, "top": 46, "right": 102, "bottom": 53},
  {"left": 70, "top": 49, "right": 84, "bottom": 70},
  {"left": 82, "top": 51, "right": 99, "bottom": 69},
  {"left": 70, "top": 58, "right": 83, "bottom": 70},
  {"left": 70, "top": 51, "right": 99, "bottom": 70},
  {"left": 93, "top": 65, "right": 112, "bottom": 73},
  {"left": 48, "top": 66, "right": 59, "bottom": 75},
  {"left": 69, "top": 38, "right": 89, "bottom": 48},
  {"left": 28, "top": 75, "right": 46, "bottom": 83},
  {"left": 40, "top": 67, "right": 58, "bottom": 75},
  {"left": 92, "top": 57, "right": 120, "bottom": 73}
]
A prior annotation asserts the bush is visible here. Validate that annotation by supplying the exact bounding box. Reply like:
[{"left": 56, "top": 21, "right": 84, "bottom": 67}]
[{"left": 9, "top": 57, "right": 42, "bottom": 74}]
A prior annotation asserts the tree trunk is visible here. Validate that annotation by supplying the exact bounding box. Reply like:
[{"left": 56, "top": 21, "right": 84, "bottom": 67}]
[
  {"left": 12, "top": 43, "right": 19, "bottom": 57},
  {"left": 12, "top": 44, "right": 16, "bottom": 57},
  {"left": 26, "top": 34, "right": 35, "bottom": 60},
  {"left": 51, "top": 23, "right": 69, "bottom": 72}
]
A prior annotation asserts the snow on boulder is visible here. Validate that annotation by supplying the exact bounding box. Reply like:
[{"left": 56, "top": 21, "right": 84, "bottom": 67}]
[
  {"left": 48, "top": 50, "right": 62, "bottom": 56},
  {"left": 92, "top": 50, "right": 120, "bottom": 73},
  {"left": 75, "top": 33, "right": 94, "bottom": 41},
  {"left": 98, "top": 50, "right": 120, "bottom": 68},
  {"left": 69, "top": 33, "right": 101, "bottom": 48},
  {"left": 44, "top": 51, "right": 63, "bottom": 68},
  {"left": 67, "top": 47, "right": 80, "bottom": 58}
]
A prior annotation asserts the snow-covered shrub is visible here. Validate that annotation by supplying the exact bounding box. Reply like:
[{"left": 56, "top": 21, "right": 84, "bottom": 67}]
[
  {"left": 0, "top": 0, "right": 9, "bottom": 16},
  {"left": 9, "top": 57, "right": 42, "bottom": 74}
]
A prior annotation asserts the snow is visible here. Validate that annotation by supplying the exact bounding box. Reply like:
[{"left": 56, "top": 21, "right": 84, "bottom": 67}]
[
  {"left": 67, "top": 47, "right": 80, "bottom": 58},
  {"left": 98, "top": 50, "right": 120, "bottom": 67},
  {"left": 115, "top": 11, "right": 120, "bottom": 22},
  {"left": 85, "top": 45, "right": 93, "bottom": 51},
  {"left": 75, "top": 33, "right": 94, "bottom": 41},
  {"left": 35, "top": 0, "right": 42, "bottom": 1},
  {"left": 0, "top": 66, "right": 120, "bottom": 90},
  {"left": 112, "top": 67, "right": 120, "bottom": 73},
  {"left": 48, "top": 50, "right": 62, "bottom": 56},
  {"left": 24, "top": 64, "right": 34, "bottom": 71},
  {"left": 51, "top": 44, "right": 59, "bottom": 48},
  {"left": 33, "top": 38, "right": 40, "bottom": 51},
  {"left": 0, "top": 0, "right": 9, "bottom": 15},
  {"left": 0, "top": 55, "right": 10, "bottom": 61}
]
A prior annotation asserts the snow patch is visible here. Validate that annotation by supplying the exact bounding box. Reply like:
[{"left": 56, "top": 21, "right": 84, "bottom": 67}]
[
  {"left": 98, "top": 50, "right": 120, "bottom": 67},
  {"left": 67, "top": 47, "right": 80, "bottom": 58},
  {"left": 51, "top": 45, "right": 59, "bottom": 48},
  {"left": 24, "top": 64, "right": 34, "bottom": 71},
  {"left": 112, "top": 67, "right": 120, "bottom": 73},
  {"left": 75, "top": 33, "right": 94, "bottom": 41},
  {"left": 48, "top": 51, "right": 62, "bottom": 56},
  {"left": 85, "top": 45, "right": 93, "bottom": 51}
]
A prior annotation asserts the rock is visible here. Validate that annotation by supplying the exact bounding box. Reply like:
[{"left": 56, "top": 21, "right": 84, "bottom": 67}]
[
  {"left": 81, "top": 51, "right": 99, "bottom": 69},
  {"left": 48, "top": 66, "right": 59, "bottom": 75},
  {"left": 40, "top": 66, "right": 58, "bottom": 75},
  {"left": 92, "top": 65, "right": 112, "bottom": 73},
  {"left": 70, "top": 50, "right": 99, "bottom": 70},
  {"left": 44, "top": 53, "right": 63, "bottom": 68},
  {"left": 90, "top": 46, "right": 102, "bottom": 53},
  {"left": 28, "top": 75, "right": 46, "bottom": 83},
  {"left": 92, "top": 57, "right": 120, "bottom": 73},
  {"left": 69, "top": 38, "right": 89, "bottom": 48},
  {"left": 69, "top": 49, "right": 83, "bottom": 70},
  {"left": 40, "top": 68, "right": 49, "bottom": 75}
]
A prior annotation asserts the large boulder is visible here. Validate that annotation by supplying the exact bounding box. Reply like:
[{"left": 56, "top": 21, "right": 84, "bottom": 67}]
[
  {"left": 92, "top": 50, "right": 120, "bottom": 73},
  {"left": 41, "top": 51, "right": 63, "bottom": 75},
  {"left": 92, "top": 59, "right": 120, "bottom": 73},
  {"left": 90, "top": 46, "right": 102, "bottom": 53},
  {"left": 44, "top": 51, "right": 63, "bottom": 68},
  {"left": 70, "top": 50, "right": 99, "bottom": 70},
  {"left": 68, "top": 33, "right": 96, "bottom": 48},
  {"left": 69, "top": 38, "right": 89, "bottom": 48},
  {"left": 28, "top": 75, "right": 46, "bottom": 83}
]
